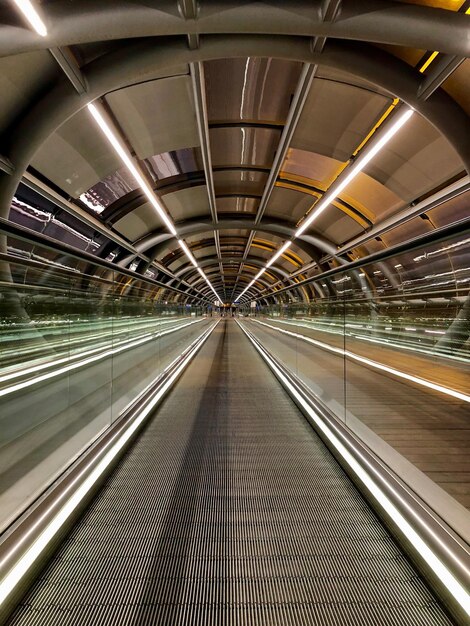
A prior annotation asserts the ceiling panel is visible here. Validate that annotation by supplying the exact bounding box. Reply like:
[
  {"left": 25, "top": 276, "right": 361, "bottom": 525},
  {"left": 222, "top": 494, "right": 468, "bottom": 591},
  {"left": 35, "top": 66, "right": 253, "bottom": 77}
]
[
  {"left": 146, "top": 147, "right": 203, "bottom": 181},
  {"left": 365, "top": 112, "right": 464, "bottom": 201},
  {"left": 265, "top": 186, "right": 315, "bottom": 223},
  {"left": 426, "top": 188, "right": 470, "bottom": 227},
  {"left": 216, "top": 197, "right": 259, "bottom": 214},
  {"left": 281, "top": 149, "right": 341, "bottom": 188},
  {"left": 310, "top": 206, "right": 364, "bottom": 245},
  {"left": 80, "top": 167, "right": 137, "bottom": 214},
  {"left": 31, "top": 108, "right": 122, "bottom": 198},
  {"left": 163, "top": 185, "right": 210, "bottom": 222},
  {"left": 205, "top": 58, "right": 302, "bottom": 123},
  {"left": 213, "top": 170, "right": 268, "bottom": 198},
  {"left": 340, "top": 171, "right": 406, "bottom": 223},
  {"left": 106, "top": 75, "right": 200, "bottom": 159},
  {"left": 291, "top": 78, "right": 392, "bottom": 161},
  {"left": 113, "top": 202, "right": 164, "bottom": 241},
  {"left": 210, "top": 126, "right": 280, "bottom": 168},
  {"left": 442, "top": 58, "right": 470, "bottom": 115},
  {"left": 381, "top": 216, "right": 434, "bottom": 247}
]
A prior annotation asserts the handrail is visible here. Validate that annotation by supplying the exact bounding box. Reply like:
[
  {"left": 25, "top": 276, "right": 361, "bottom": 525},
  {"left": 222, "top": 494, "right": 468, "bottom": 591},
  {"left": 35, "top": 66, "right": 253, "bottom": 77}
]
[
  {"left": 256, "top": 218, "right": 470, "bottom": 301},
  {"left": 0, "top": 218, "right": 209, "bottom": 303}
]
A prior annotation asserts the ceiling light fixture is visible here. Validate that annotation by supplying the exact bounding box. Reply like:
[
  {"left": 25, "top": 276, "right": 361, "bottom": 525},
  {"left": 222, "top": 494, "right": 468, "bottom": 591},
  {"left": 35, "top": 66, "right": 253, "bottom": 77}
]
[
  {"left": 88, "top": 104, "right": 177, "bottom": 237},
  {"left": 266, "top": 241, "right": 291, "bottom": 268},
  {"left": 296, "top": 108, "right": 414, "bottom": 237},
  {"left": 88, "top": 103, "right": 223, "bottom": 302},
  {"left": 234, "top": 109, "right": 413, "bottom": 303},
  {"left": 12, "top": 0, "right": 47, "bottom": 37},
  {"left": 235, "top": 252, "right": 287, "bottom": 303},
  {"left": 178, "top": 240, "right": 198, "bottom": 267}
]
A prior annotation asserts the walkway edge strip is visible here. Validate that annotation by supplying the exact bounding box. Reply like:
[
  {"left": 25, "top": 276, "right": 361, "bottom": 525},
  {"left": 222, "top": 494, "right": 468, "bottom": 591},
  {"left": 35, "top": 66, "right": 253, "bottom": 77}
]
[
  {"left": 0, "top": 319, "right": 219, "bottom": 622},
  {"left": 237, "top": 320, "right": 470, "bottom": 625}
]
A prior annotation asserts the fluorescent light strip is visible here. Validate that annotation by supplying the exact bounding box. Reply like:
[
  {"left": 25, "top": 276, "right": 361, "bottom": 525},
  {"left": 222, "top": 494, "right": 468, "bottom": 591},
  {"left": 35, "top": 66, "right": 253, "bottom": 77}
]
[
  {"left": 252, "top": 318, "right": 470, "bottom": 404},
  {"left": 178, "top": 240, "right": 198, "bottom": 267},
  {"left": 236, "top": 109, "right": 414, "bottom": 303},
  {"left": 0, "top": 318, "right": 203, "bottom": 399},
  {"left": 235, "top": 242, "right": 292, "bottom": 302},
  {"left": 235, "top": 246, "right": 292, "bottom": 302},
  {"left": 88, "top": 104, "right": 176, "bottom": 236},
  {"left": 266, "top": 241, "right": 291, "bottom": 268},
  {"left": 0, "top": 321, "right": 218, "bottom": 607},
  {"left": 12, "top": 0, "right": 47, "bottom": 36},
  {"left": 197, "top": 267, "right": 221, "bottom": 303},
  {"left": 296, "top": 108, "right": 414, "bottom": 237},
  {"left": 88, "top": 103, "right": 223, "bottom": 302},
  {"left": 237, "top": 321, "right": 470, "bottom": 618}
]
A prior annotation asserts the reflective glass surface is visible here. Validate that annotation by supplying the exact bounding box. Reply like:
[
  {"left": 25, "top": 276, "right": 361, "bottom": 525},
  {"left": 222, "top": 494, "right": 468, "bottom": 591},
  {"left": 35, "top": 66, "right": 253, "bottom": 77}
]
[
  {"left": 242, "top": 232, "right": 470, "bottom": 509},
  {"left": 0, "top": 251, "right": 209, "bottom": 532}
]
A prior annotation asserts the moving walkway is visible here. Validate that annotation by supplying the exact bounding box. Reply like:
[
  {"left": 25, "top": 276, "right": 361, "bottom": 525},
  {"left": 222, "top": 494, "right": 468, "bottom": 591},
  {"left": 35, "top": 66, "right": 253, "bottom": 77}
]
[{"left": 3, "top": 320, "right": 465, "bottom": 625}]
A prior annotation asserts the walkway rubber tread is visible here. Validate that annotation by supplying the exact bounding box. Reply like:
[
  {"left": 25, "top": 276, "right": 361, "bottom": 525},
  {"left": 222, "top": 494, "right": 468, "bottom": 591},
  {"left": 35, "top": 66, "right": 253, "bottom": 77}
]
[{"left": 8, "top": 320, "right": 454, "bottom": 625}]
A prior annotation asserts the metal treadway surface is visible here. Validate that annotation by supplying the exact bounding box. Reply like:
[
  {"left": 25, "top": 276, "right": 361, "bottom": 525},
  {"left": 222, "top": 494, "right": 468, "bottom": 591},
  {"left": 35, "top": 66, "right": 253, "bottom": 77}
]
[{"left": 8, "top": 320, "right": 454, "bottom": 626}]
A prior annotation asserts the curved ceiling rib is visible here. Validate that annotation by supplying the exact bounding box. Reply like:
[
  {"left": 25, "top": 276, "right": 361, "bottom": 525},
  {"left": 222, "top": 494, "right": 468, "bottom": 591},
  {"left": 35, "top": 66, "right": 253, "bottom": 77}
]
[{"left": 1, "top": 0, "right": 469, "bottom": 57}]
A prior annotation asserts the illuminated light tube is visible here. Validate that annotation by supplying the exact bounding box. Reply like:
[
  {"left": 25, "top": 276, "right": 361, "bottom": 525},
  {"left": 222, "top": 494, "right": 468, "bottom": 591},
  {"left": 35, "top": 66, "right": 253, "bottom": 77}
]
[
  {"left": 237, "top": 321, "right": 470, "bottom": 619},
  {"left": 234, "top": 241, "right": 292, "bottom": 303},
  {"left": 296, "top": 108, "right": 414, "bottom": 237},
  {"left": 254, "top": 269, "right": 264, "bottom": 281},
  {"left": 266, "top": 241, "right": 291, "bottom": 268},
  {"left": 252, "top": 318, "right": 470, "bottom": 404},
  {"left": 87, "top": 104, "right": 177, "bottom": 237},
  {"left": 178, "top": 240, "right": 198, "bottom": 267},
  {"left": 12, "top": 0, "right": 47, "bottom": 36},
  {"left": 0, "top": 321, "right": 218, "bottom": 608},
  {"left": 196, "top": 267, "right": 222, "bottom": 302},
  {"left": 0, "top": 318, "right": 203, "bottom": 399}
]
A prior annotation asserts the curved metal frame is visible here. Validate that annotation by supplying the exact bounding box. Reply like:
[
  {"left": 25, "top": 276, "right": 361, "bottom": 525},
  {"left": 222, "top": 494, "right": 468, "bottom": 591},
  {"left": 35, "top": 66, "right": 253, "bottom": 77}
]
[
  {"left": 0, "top": 33, "right": 468, "bottom": 302},
  {"left": 1, "top": 0, "right": 469, "bottom": 57}
]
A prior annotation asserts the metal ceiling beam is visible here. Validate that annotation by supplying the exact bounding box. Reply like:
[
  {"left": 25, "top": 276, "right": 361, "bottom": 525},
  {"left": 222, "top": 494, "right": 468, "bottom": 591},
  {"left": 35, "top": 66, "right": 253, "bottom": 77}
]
[
  {"left": 313, "top": 0, "right": 342, "bottom": 52},
  {"left": 177, "top": 254, "right": 294, "bottom": 282},
  {"left": 321, "top": 0, "right": 342, "bottom": 22},
  {"left": 231, "top": 62, "right": 317, "bottom": 301},
  {"left": 0, "top": 155, "right": 14, "bottom": 176},
  {"left": 178, "top": 0, "right": 200, "bottom": 49},
  {"left": 256, "top": 215, "right": 470, "bottom": 301},
  {"left": 254, "top": 63, "right": 317, "bottom": 229},
  {"left": 1, "top": 0, "right": 469, "bottom": 57},
  {"left": 418, "top": 54, "right": 465, "bottom": 101},
  {"left": 325, "top": 175, "right": 470, "bottom": 261},
  {"left": 190, "top": 59, "right": 226, "bottom": 299},
  {"left": 21, "top": 172, "right": 203, "bottom": 298},
  {"left": 49, "top": 46, "right": 87, "bottom": 94},
  {"left": 134, "top": 216, "right": 324, "bottom": 262},
  {"left": 0, "top": 216, "right": 209, "bottom": 302}
]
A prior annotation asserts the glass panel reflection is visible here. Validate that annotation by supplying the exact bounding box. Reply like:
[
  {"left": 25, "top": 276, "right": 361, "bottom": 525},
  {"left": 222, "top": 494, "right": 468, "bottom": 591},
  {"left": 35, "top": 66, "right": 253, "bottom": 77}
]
[
  {"left": 0, "top": 250, "right": 208, "bottom": 532},
  {"left": 245, "top": 232, "right": 470, "bottom": 509}
]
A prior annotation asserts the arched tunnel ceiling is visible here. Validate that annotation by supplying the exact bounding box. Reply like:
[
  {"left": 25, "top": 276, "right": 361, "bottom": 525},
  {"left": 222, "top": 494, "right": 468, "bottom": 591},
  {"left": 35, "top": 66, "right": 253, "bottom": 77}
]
[{"left": 0, "top": 0, "right": 469, "bottom": 304}]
